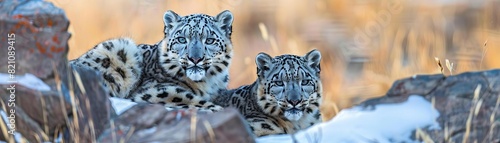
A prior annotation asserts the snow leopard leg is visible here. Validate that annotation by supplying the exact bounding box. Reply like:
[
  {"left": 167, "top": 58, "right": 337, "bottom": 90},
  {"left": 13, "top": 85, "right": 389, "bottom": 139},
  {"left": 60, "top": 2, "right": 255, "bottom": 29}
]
[
  {"left": 246, "top": 114, "right": 295, "bottom": 137},
  {"left": 131, "top": 80, "right": 224, "bottom": 113}
]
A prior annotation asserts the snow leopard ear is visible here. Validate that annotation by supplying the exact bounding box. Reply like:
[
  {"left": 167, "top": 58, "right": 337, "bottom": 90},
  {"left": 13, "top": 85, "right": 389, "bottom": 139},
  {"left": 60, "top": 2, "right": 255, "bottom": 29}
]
[
  {"left": 255, "top": 52, "right": 272, "bottom": 76},
  {"left": 163, "top": 10, "right": 181, "bottom": 35},
  {"left": 304, "top": 49, "right": 321, "bottom": 74},
  {"left": 215, "top": 10, "right": 234, "bottom": 38}
]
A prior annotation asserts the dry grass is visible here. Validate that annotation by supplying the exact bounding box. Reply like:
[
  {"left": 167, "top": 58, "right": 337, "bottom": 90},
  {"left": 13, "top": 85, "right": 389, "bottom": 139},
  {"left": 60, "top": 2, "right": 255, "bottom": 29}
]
[
  {"left": 2, "top": 1, "right": 497, "bottom": 141},
  {"left": 415, "top": 128, "right": 435, "bottom": 143},
  {"left": 0, "top": 100, "right": 14, "bottom": 143},
  {"left": 190, "top": 111, "right": 197, "bottom": 143},
  {"left": 202, "top": 120, "right": 216, "bottom": 143},
  {"left": 46, "top": 0, "right": 500, "bottom": 121},
  {"left": 487, "top": 93, "right": 500, "bottom": 141},
  {"left": 462, "top": 85, "right": 482, "bottom": 143}
]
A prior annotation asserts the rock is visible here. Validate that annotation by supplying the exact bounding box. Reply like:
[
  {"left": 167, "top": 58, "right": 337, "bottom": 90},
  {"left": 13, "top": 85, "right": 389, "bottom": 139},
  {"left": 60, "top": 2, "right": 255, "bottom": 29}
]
[
  {"left": 0, "top": 84, "right": 71, "bottom": 142},
  {"left": 0, "top": 0, "right": 70, "bottom": 80},
  {"left": 111, "top": 104, "right": 169, "bottom": 128},
  {"left": 99, "top": 106, "right": 255, "bottom": 143},
  {"left": 0, "top": 1, "right": 115, "bottom": 142},
  {"left": 0, "top": 56, "right": 114, "bottom": 143},
  {"left": 360, "top": 69, "right": 500, "bottom": 142},
  {"left": 62, "top": 65, "right": 116, "bottom": 143}
]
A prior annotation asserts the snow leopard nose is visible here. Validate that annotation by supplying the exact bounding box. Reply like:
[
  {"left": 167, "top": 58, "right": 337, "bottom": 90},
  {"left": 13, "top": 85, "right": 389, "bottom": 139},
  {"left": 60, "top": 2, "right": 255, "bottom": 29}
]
[
  {"left": 188, "top": 40, "right": 204, "bottom": 64},
  {"left": 188, "top": 56, "right": 203, "bottom": 64},
  {"left": 288, "top": 99, "right": 302, "bottom": 106}
]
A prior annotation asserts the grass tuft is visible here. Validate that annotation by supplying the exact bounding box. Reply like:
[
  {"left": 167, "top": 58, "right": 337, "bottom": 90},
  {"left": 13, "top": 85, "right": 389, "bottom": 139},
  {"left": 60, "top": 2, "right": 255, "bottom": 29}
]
[
  {"left": 415, "top": 128, "right": 434, "bottom": 143},
  {"left": 190, "top": 110, "right": 198, "bottom": 143},
  {"left": 463, "top": 84, "right": 482, "bottom": 143},
  {"left": 202, "top": 120, "right": 215, "bottom": 143},
  {"left": 434, "top": 57, "right": 444, "bottom": 75}
]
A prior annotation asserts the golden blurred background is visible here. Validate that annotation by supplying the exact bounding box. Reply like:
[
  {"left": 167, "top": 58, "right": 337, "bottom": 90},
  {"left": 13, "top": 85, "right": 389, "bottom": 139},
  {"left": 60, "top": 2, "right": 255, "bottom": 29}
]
[{"left": 48, "top": 0, "right": 500, "bottom": 120}]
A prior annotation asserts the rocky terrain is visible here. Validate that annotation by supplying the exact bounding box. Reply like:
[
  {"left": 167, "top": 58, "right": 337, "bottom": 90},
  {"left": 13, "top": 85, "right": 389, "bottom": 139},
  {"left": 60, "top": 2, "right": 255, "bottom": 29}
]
[{"left": 0, "top": 0, "right": 498, "bottom": 143}]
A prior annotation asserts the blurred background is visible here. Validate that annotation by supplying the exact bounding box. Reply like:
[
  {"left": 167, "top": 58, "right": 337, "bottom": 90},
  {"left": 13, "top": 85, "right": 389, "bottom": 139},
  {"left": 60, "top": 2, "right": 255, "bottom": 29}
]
[{"left": 48, "top": 0, "right": 500, "bottom": 120}]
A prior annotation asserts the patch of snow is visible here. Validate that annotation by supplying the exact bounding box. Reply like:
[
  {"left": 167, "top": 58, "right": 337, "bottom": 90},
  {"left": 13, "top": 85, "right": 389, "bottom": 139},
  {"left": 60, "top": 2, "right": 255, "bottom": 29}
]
[
  {"left": 109, "top": 97, "right": 137, "bottom": 115},
  {"left": 110, "top": 97, "right": 185, "bottom": 117},
  {"left": 176, "top": 111, "right": 183, "bottom": 121},
  {"left": 0, "top": 73, "right": 51, "bottom": 91},
  {"left": 257, "top": 95, "right": 440, "bottom": 143}
]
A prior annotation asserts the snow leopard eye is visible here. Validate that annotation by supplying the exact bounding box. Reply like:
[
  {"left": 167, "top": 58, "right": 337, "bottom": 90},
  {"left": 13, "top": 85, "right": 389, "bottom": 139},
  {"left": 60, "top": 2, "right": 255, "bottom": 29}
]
[
  {"left": 205, "top": 38, "right": 215, "bottom": 44},
  {"left": 301, "top": 80, "right": 312, "bottom": 86},
  {"left": 273, "top": 81, "right": 284, "bottom": 86},
  {"left": 177, "top": 37, "right": 187, "bottom": 44}
]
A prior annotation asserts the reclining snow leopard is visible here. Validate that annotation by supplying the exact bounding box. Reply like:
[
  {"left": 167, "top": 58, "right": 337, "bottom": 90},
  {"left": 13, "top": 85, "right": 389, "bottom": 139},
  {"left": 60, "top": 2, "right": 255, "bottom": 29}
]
[
  {"left": 71, "top": 10, "right": 234, "bottom": 112},
  {"left": 213, "top": 49, "right": 323, "bottom": 136}
]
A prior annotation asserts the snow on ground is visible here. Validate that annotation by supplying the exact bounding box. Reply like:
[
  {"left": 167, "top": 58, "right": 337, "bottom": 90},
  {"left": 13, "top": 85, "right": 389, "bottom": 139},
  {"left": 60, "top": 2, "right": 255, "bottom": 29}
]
[
  {"left": 257, "top": 95, "right": 441, "bottom": 143},
  {"left": 110, "top": 95, "right": 441, "bottom": 142},
  {"left": 0, "top": 93, "right": 135, "bottom": 142},
  {"left": 0, "top": 73, "right": 52, "bottom": 142},
  {"left": 0, "top": 87, "right": 440, "bottom": 143},
  {"left": 109, "top": 97, "right": 137, "bottom": 115},
  {"left": 0, "top": 73, "right": 51, "bottom": 91}
]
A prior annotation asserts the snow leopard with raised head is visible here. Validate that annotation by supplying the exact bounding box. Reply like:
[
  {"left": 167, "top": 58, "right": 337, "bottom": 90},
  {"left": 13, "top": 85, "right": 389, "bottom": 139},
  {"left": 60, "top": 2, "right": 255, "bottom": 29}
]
[
  {"left": 71, "top": 10, "right": 234, "bottom": 112},
  {"left": 213, "top": 49, "right": 323, "bottom": 136}
]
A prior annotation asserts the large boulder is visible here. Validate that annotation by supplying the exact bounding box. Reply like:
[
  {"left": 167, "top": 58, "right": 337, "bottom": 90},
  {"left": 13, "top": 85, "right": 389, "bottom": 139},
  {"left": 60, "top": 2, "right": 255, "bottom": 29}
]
[
  {"left": 0, "top": 84, "right": 72, "bottom": 142},
  {"left": 0, "top": 0, "right": 70, "bottom": 141},
  {"left": 0, "top": 68, "right": 114, "bottom": 143},
  {"left": 0, "top": 1, "right": 114, "bottom": 142},
  {"left": 99, "top": 106, "right": 256, "bottom": 143},
  {"left": 361, "top": 69, "right": 500, "bottom": 142},
  {"left": 61, "top": 65, "right": 116, "bottom": 143},
  {"left": 0, "top": 0, "right": 70, "bottom": 81},
  {"left": 257, "top": 69, "right": 499, "bottom": 143}
]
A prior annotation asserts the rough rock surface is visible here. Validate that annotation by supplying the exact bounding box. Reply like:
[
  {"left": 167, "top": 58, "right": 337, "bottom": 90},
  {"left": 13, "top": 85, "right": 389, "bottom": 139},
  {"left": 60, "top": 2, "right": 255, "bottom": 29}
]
[
  {"left": 61, "top": 65, "right": 115, "bottom": 143},
  {"left": 99, "top": 105, "right": 256, "bottom": 143},
  {"left": 361, "top": 69, "right": 500, "bottom": 143},
  {"left": 0, "top": 0, "right": 71, "bottom": 80},
  {"left": 0, "top": 0, "right": 114, "bottom": 142},
  {"left": 1, "top": 1, "right": 254, "bottom": 143},
  {"left": 0, "top": 43, "right": 114, "bottom": 142},
  {"left": 0, "top": 85, "right": 72, "bottom": 142},
  {"left": 0, "top": 0, "right": 70, "bottom": 141},
  {"left": 0, "top": 68, "right": 114, "bottom": 143}
]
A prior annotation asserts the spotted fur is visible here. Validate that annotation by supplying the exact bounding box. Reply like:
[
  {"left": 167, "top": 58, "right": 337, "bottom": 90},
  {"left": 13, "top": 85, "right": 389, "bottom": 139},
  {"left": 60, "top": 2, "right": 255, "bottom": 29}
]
[
  {"left": 70, "top": 38, "right": 142, "bottom": 98},
  {"left": 213, "top": 49, "right": 323, "bottom": 136},
  {"left": 70, "top": 10, "right": 234, "bottom": 113}
]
